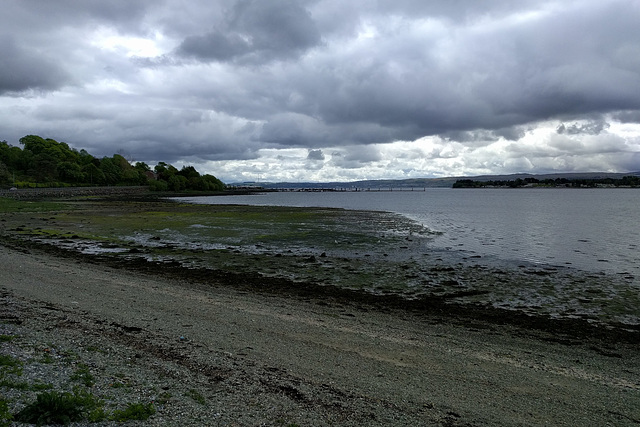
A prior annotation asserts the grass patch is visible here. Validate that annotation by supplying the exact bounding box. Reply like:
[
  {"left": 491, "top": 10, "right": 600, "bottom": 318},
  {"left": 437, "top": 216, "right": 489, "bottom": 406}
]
[
  {"left": 1, "top": 354, "right": 53, "bottom": 391},
  {"left": 109, "top": 402, "right": 155, "bottom": 422},
  {"left": 1, "top": 352, "right": 155, "bottom": 424},
  {"left": 0, "top": 397, "right": 12, "bottom": 427},
  {"left": 39, "top": 352, "right": 55, "bottom": 364},
  {"left": 0, "top": 380, "right": 53, "bottom": 392},
  {"left": 70, "top": 363, "right": 95, "bottom": 387},
  {"left": 0, "top": 354, "right": 25, "bottom": 389},
  {"left": 0, "top": 380, "right": 29, "bottom": 390},
  {"left": 0, "top": 198, "right": 68, "bottom": 214},
  {"left": 0, "top": 336, "right": 15, "bottom": 343},
  {"left": 186, "top": 388, "right": 206, "bottom": 405},
  {"left": 156, "top": 391, "right": 172, "bottom": 405},
  {"left": 32, "top": 202, "right": 413, "bottom": 250},
  {"left": 0, "top": 354, "right": 23, "bottom": 377},
  {"left": 110, "top": 381, "right": 127, "bottom": 389},
  {"left": 30, "top": 382, "right": 54, "bottom": 391}
]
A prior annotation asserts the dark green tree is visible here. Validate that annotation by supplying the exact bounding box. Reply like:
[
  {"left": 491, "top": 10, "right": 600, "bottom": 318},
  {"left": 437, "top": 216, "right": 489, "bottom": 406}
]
[
  {"left": 82, "top": 163, "right": 104, "bottom": 185},
  {"left": 168, "top": 174, "right": 188, "bottom": 191},
  {"left": 98, "top": 157, "right": 122, "bottom": 185},
  {"left": 0, "top": 160, "right": 10, "bottom": 185},
  {"left": 2, "top": 134, "right": 225, "bottom": 190},
  {"left": 177, "top": 165, "right": 200, "bottom": 179},
  {"left": 58, "top": 161, "right": 84, "bottom": 183}
]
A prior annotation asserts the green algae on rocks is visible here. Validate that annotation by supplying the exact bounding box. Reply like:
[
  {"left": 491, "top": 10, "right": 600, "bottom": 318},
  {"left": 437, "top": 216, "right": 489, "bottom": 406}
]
[{"left": 2, "top": 197, "right": 639, "bottom": 331}]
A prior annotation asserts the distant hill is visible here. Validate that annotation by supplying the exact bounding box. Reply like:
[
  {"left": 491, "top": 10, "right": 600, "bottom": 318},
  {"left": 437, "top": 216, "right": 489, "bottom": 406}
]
[{"left": 234, "top": 171, "right": 640, "bottom": 190}]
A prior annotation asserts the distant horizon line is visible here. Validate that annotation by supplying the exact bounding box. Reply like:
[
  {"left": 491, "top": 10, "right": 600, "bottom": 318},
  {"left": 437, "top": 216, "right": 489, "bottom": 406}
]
[{"left": 228, "top": 170, "right": 640, "bottom": 185}]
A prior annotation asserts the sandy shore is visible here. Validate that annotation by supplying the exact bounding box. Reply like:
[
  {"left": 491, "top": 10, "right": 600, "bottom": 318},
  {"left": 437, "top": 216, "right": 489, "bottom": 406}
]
[{"left": 1, "top": 242, "right": 639, "bottom": 426}]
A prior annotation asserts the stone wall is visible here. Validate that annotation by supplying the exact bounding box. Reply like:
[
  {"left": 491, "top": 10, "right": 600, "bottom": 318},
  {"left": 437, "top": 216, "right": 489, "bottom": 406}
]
[{"left": 0, "top": 186, "right": 149, "bottom": 200}]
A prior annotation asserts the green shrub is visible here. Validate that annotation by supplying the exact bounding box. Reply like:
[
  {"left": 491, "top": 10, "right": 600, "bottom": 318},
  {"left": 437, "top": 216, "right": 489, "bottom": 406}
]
[
  {"left": 149, "top": 179, "right": 168, "bottom": 191},
  {"left": 70, "top": 363, "right": 94, "bottom": 387},
  {"left": 15, "top": 391, "right": 80, "bottom": 425},
  {"left": 0, "top": 354, "right": 23, "bottom": 377},
  {"left": 0, "top": 397, "right": 12, "bottom": 427},
  {"left": 14, "top": 390, "right": 103, "bottom": 425},
  {"left": 30, "top": 382, "right": 54, "bottom": 391}
]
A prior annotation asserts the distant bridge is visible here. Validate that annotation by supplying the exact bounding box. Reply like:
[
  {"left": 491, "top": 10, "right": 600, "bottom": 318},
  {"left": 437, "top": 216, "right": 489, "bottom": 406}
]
[{"left": 274, "top": 187, "right": 428, "bottom": 192}]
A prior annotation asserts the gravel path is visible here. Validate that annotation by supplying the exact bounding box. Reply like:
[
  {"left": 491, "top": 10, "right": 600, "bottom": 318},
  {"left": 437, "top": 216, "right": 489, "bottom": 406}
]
[{"left": 1, "top": 244, "right": 639, "bottom": 426}]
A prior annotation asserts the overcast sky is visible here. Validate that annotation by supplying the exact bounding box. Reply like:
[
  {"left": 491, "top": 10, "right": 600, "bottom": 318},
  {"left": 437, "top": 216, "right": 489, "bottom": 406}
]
[{"left": 1, "top": 0, "right": 640, "bottom": 182}]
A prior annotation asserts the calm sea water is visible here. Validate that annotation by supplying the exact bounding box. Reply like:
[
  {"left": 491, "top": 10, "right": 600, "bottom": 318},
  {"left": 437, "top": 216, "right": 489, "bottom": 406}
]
[{"left": 179, "top": 188, "right": 639, "bottom": 277}]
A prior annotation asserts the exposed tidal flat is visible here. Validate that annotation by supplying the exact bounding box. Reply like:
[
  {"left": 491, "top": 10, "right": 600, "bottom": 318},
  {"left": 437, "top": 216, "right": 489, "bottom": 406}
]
[
  {"left": 1, "top": 195, "right": 640, "bottom": 425},
  {"left": 1, "top": 196, "right": 638, "bottom": 333}
]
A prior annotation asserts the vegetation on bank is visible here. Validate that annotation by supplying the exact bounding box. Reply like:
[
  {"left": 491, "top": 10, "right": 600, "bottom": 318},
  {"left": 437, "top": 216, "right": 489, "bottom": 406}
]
[
  {"left": 453, "top": 176, "right": 640, "bottom": 188},
  {"left": 0, "top": 331, "right": 156, "bottom": 426},
  {"left": 0, "top": 135, "right": 224, "bottom": 192}
]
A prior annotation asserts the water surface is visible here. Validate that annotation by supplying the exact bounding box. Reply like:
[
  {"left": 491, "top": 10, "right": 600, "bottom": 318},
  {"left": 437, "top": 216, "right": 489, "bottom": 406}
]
[{"left": 179, "top": 188, "right": 640, "bottom": 277}]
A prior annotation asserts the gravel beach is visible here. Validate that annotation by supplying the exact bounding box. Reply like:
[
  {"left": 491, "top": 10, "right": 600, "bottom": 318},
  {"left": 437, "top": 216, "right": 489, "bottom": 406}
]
[{"left": 1, "top": 242, "right": 639, "bottom": 426}]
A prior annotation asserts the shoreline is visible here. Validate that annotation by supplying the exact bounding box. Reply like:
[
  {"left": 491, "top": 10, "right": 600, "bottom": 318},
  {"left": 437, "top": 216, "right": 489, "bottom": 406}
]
[
  {"left": 1, "top": 241, "right": 640, "bottom": 425},
  {"left": 1, "top": 196, "right": 639, "bottom": 425},
  {"left": 3, "top": 194, "right": 639, "bottom": 332},
  {"left": 4, "top": 235, "right": 639, "bottom": 346}
]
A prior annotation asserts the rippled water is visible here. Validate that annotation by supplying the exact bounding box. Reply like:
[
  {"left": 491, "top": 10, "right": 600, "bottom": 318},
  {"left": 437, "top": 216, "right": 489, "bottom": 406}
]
[{"left": 178, "top": 188, "right": 640, "bottom": 277}]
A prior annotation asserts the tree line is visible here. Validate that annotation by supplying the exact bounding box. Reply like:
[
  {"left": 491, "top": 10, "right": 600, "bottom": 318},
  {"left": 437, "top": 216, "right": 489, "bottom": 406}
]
[
  {"left": 0, "top": 135, "right": 224, "bottom": 192},
  {"left": 453, "top": 176, "right": 640, "bottom": 188}
]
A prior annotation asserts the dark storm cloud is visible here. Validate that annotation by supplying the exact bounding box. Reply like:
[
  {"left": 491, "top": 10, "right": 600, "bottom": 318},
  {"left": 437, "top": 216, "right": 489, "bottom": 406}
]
[
  {"left": 177, "top": 0, "right": 322, "bottom": 63},
  {"left": 0, "top": 35, "right": 71, "bottom": 94},
  {"left": 556, "top": 121, "right": 611, "bottom": 136},
  {"left": 307, "top": 149, "right": 325, "bottom": 161},
  {"left": 440, "top": 130, "right": 500, "bottom": 144},
  {"left": 1, "top": 0, "right": 639, "bottom": 180},
  {"left": 334, "top": 146, "right": 382, "bottom": 166},
  {"left": 302, "top": 0, "right": 640, "bottom": 144},
  {"left": 179, "top": 31, "right": 251, "bottom": 61},
  {"left": 494, "top": 127, "right": 528, "bottom": 142},
  {"left": 612, "top": 110, "right": 640, "bottom": 124},
  {"left": 439, "top": 126, "right": 529, "bottom": 144},
  {"left": 13, "top": 0, "right": 155, "bottom": 32},
  {"left": 0, "top": 0, "right": 157, "bottom": 95}
]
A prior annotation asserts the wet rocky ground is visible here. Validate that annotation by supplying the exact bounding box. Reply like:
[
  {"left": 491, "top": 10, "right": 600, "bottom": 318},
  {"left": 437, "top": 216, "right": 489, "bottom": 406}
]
[
  {"left": 2, "top": 194, "right": 640, "bottom": 426},
  {"left": 1, "top": 196, "right": 639, "bottom": 341}
]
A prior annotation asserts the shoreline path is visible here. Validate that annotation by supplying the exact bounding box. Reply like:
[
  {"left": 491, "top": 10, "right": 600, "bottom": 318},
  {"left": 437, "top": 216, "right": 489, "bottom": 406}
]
[{"left": 1, "top": 244, "right": 639, "bottom": 426}]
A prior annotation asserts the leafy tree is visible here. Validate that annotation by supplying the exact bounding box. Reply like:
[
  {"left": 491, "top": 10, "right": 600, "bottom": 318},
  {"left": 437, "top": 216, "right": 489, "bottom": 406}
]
[
  {"left": 177, "top": 165, "right": 200, "bottom": 179},
  {"left": 620, "top": 176, "right": 640, "bottom": 187},
  {"left": 0, "top": 141, "right": 21, "bottom": 171},
  {"left": 99, "top": 157, "right": 122, "bottom": 185},
  {"left": 19, "top": 135, "right": 48, "bottom": 156},
  {"left": 201, "top": 174, "right": 224, "bottom": 191},
  {"left": 149, "top": 179, "right": 168, "bottom": 191},
  {"left": 77, "top": 149, "right": 95, "bottom": 167},
  {"left": 83, "top": 163, "right": 104, "bottom": 185},
  {"left": 0, "top": 161, "right": 10, "bottom": 185},
  {"left": 1, "top": 134, "right": 225, "bottom": 191},
  {"left": 32, "top": 152, "right": 59, "bottom": 182},
  {"left": 134, "top": 162, "right": 150, "bottom": 172},
  {"left": 154, "top": 162, "right": 179, "bottom": 181},
  {"left": 111, "top": 155, "right": 143, "bottom": 185},
  {"left": 58, "top": 161, "right": 83, "bottom": 183},
  {"left": 168, "top": 174, "right": 188, "bottom": 191}
]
